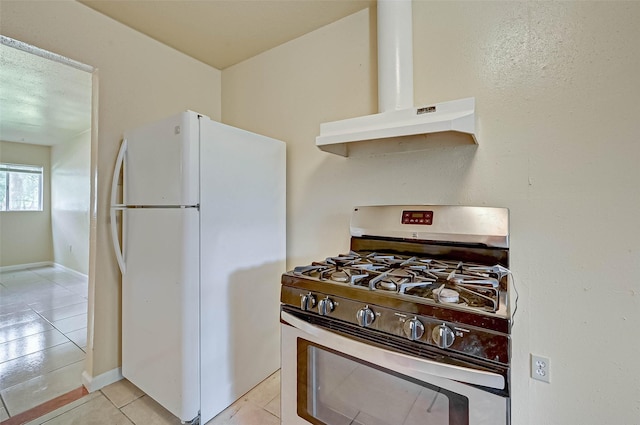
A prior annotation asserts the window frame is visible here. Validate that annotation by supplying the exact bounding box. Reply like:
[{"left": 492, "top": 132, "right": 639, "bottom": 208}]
[{"left": 0, "top": 162, "right": 44, "bottom": 212}]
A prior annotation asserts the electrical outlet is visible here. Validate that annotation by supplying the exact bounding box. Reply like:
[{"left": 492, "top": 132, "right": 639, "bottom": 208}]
[{"left": 531, "top": 354, "right": 550, "bottom": 383}]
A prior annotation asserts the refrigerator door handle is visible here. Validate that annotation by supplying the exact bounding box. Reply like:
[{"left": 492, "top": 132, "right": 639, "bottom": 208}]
[{"left": 110, "top": 138, "right": 128, "bottom": 274}]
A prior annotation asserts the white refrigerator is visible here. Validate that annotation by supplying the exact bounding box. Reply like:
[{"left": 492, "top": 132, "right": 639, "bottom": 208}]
[{"left": 109, "top": 111, "right": 286, "bottom": 424}]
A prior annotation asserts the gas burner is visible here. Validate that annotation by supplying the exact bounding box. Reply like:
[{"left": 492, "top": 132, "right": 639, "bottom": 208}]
[
  {"left": 330, "top": 271, "right": 349, "bottom": 282},
  {"left": 434, "top": 286, "right": 460, "bottom": 303},
  {"left": 375, "top": 279, "right": 397, "bottom": 291}
]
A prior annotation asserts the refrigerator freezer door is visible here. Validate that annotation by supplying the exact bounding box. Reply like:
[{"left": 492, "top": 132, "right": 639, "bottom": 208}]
[
  {"left": 124, "top": 111, "right": 200, "bottom": 206},
  {"left": 199, "top": 120, "right": 286, "bottom": 423},
  {"left": 121, "top": 207, "right": 200, "bottom": 422}
]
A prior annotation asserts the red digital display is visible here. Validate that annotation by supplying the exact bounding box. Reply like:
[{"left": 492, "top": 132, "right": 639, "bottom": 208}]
[{"left": 402, "top": 210, "right": 433, "bottom": 225}]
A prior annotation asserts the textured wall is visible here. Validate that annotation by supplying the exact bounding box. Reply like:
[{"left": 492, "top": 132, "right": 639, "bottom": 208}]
[
  {"left": 0, "top": 141, "right": 52, "bottom": 267},
  {"left": 222, "top": 3, "right": 640, "bottom": 424},
  {"left": 0, "top": 0, "right": 221, "bottom": 380},
  {"left": 51, "top": 130, "right": 90, "bottom": 275}
]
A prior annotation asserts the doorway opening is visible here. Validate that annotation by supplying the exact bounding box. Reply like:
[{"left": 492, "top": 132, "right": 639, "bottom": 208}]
[{"left": 0, "top": 35, "right": 98, "bottom": 421}]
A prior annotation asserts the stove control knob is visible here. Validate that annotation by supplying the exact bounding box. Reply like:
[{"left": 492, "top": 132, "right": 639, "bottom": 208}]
[
  {"left": 318, "top": 297, "right": 335, "bottom": 316},
  {"left": 356, "top": 306, "right": 375, "bottom": 327},
  {"left": 403, "top": 317, "right": 425, "bottom": 341},
  {"left": 300, "top": 293, "right": 316, "bottom": 311},
  {"left": 432, "top": 324, "right": 455, "bottom": 348}
]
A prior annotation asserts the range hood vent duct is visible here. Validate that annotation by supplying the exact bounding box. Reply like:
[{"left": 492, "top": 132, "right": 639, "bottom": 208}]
[{"left": 316, "top": 0, "right": 477, "bottom": 157}]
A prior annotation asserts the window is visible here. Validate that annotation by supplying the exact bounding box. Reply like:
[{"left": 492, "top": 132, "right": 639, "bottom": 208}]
[{"left": 0, "top": 163, "right": 44, "bottom": 211}]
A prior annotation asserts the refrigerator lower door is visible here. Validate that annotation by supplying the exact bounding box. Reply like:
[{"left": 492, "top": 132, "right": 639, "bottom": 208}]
[{"left": 121, "top": 207, "right": 200, "bottom": 422}]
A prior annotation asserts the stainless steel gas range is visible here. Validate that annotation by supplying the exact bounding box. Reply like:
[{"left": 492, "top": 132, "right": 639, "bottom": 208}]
[{"left": 280, "top": 205, "right": 514, "bottom": 425}]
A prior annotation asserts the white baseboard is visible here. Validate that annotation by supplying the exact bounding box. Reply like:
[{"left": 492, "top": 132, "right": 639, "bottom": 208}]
[
  {"left": 0, "top": 261, "right": 88, "bottom": 278},
  {"left": 82, "top": 368, "right": 123, "bottom": 393},
  {"left": 53, "top": 263, "right": 88, "bottom": 279},
  {"left": 0, "top": 261, "right": 53, "bottom": 273}
]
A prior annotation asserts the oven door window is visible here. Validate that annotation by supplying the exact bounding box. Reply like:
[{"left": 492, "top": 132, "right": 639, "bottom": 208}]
[{"left": 297, "top": 339, "right": 469, "bottom": 425}]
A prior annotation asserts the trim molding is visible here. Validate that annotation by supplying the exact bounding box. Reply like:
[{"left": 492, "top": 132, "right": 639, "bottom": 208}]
[
  {"left": 82, "top": 368, "right": 123, "bottom": 393},
  {"left": 53, "top": 263, "right": 88, "bottom": 279},
  {"left": 0, "top": 261, "right": 52, "bottom": 273},
  {"left": 1, "top": 35, "right": 95, "bottom": 73},
  {"left": 0, "top": 262, "right": 87, "bottom": 278}
]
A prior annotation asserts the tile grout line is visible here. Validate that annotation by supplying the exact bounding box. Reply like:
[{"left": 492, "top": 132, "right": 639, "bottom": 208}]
[
  {"left": 0, "top": 328, "right": 75, "bottom": 366},
  {"left": 117, "top": 404, "right": 136, "bottom": 425},
  {"left": 0, "top": 392, "right": 9, "bottom": 420},
  {"left": 102, "top": 390, "right": 148, "bottom": 425},
  {"left": 0, "top": 358, "right": 86, "bottom": 407},
  {"left": 0, "top": 311, "right": 48, "bottom": 332},
  {"left": 23, "top": 281, "right": 89, "bottom": 353},
  {"left": 32, "top": 309, "right": 87, "bottom": 347}
]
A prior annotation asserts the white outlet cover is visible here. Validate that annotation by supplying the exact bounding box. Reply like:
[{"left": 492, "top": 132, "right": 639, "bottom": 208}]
[{"left": 531, "top": 354, "right": 550, "bottom": 383}]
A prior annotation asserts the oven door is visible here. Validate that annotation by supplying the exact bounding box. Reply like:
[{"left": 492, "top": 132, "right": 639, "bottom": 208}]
[{"left": 281, "top": 312, "right": 509, "bottom": 425}]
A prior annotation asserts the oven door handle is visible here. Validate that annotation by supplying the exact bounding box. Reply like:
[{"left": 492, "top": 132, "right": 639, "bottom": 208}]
[{"left": 281, "top": 311, "right": 505, "bottom": 390}]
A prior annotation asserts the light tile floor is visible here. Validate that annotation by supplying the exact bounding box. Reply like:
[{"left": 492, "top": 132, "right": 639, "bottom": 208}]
[
  {"left": 20, "top": 371, "right": 281, "bottom": 425},
  {"left": 0, "top": 265, "right": 88, "bottom": 420},
  {"left": 1, "top": 266, "right": 282, "bottom": 424}
]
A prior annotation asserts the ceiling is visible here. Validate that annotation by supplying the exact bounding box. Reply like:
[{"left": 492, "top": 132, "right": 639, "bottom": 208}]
[
  {"left": 0, "top": 41, "right": 93, "bottom": 146},
  {"left": 0, "top": 0, "right": 373, "bottom": 147},
  {"left": 78, "top": 0, "right": 373, "bottom": 70}
]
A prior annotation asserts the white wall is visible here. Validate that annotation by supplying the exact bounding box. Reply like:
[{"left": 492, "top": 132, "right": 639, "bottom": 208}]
[
  {"left": 222, "top": 3, "right": 640, "bottom": 424},
  {"left": 0, "top": 0, "right": 222, "bottom": 380},
  {"left": 0, "top": 141, "right": 53, "bottom": 267},
  {"left": 51, "top": 130, "right": 90, "bottom": 275}
]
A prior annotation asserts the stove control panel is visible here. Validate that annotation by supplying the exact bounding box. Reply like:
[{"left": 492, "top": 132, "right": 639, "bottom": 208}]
[
  {"left": 401, "top": 210, "right": 433, "bottom": 225},
  {"left": 282, "top": 286, "right": 509, "bottom": 364}
]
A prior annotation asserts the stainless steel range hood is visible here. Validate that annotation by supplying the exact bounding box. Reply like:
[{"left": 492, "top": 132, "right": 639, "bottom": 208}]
[{"left": 316, "top": 0, "right": 477, "bottom": 157}]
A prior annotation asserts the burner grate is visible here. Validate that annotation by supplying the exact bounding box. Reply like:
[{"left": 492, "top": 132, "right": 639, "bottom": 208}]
[{"left": 293, "top": 251, "right": 506, "bottom": 313}]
